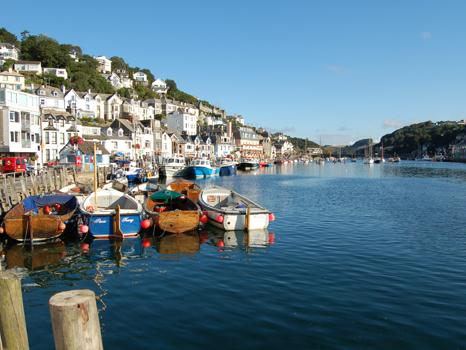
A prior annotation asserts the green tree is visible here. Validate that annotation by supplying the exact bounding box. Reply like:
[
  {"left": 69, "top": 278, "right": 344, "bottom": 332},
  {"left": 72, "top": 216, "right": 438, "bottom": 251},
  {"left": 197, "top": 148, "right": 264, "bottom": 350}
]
[
  {"left": 110, "top": 56, "right": 129, "bottom": 72},
  {"left": 21, "top": 35, "right": 71, "bottom": 68},
  {"left": 0, "top": 28, "right": 19, "bottom": 46}
]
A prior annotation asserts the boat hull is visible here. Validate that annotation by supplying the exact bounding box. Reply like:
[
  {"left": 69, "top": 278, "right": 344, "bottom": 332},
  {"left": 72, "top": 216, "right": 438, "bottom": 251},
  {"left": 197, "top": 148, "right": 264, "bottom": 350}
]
[
  {"left": 203, "top": 210, "right": 269, "bottom": 231},
  {"left": 184, "top": 166, "right": 219, "bottom": 178},
  {"left": 83, "top": 213, "right": 141, "bottom": 239},
  {"left": 237, "top": 163, "right": 259, "bottom": 171},
  {"left": 219, "top": 164, "right": 237, "bottom": 176},
  {"left": 151, "top": 211, "right": 200, "bottom": 234},
  {"left": 160, "top": 165, "right": 185, "bottom": 177}
]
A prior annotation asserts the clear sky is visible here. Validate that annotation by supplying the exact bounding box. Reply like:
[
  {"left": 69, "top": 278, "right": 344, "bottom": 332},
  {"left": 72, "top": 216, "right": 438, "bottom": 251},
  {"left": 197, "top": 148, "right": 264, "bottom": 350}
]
[{"left": 2, "top": 0, "right": 466, "bottom": 145}]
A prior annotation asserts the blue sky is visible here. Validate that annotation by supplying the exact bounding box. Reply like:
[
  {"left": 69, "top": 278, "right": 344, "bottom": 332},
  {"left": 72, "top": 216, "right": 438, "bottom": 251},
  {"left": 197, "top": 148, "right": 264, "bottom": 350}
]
[{"left": 2, "top": 0, "right": 466, "bottom": 145}]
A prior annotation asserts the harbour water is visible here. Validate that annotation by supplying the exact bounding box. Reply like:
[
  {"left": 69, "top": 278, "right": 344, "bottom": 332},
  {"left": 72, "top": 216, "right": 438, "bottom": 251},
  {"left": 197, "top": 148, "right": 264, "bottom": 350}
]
[{"left": 3, "top": 161, "right": 466, "bottom": 349}]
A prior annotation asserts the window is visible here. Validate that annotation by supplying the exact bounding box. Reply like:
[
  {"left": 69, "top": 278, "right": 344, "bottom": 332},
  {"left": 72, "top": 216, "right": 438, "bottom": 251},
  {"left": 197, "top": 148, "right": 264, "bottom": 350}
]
[
  {"left": 10, "top": 131, "right": 17, "bottom": 142},
  {"left": 59, "top": 119, "right": 65, "bottom": 127},
  {"left": 9, "top": 111, "right": 19, "bottom": 122},
  {"left": 45, "top": 132, "right": 50, "bottom": 144},
  {"left": 51, "top": 132, "right": 57, "bottom": 144},
  {"left": 118, "top": 129, "right": 123, "bottom": 137},
  {"left": 60, "top": 133, "right": 65, "bottom": 144},
  {"left": 107, "top": 129, "right": 112, "bottom": 136}
]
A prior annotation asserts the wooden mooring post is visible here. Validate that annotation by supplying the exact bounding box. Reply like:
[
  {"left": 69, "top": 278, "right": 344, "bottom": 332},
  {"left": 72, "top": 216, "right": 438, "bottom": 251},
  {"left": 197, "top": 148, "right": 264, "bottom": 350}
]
[
  {"left": 49, "top": 289, "right": 103, "bottom": 350},
  {"left": 0, "top": 272, "right": 29, "bottom": 350}
]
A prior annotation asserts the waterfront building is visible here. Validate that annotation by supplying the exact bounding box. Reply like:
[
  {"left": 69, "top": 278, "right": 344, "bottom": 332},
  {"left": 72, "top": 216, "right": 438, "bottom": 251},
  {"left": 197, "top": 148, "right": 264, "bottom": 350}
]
[
  {"left": 14, "top": 60, "right": 42, "bottom": 75},
  {"left": 0, "top": 43, "right": 19, "bottom": 64},
  {"left": 261, "top": 136, "right": 275, "bottom": 159},
  {"left": 233, "top": 126, "right": 263, "bottom": 158},
  {"left": 0, "top": 70, "right": 25, "bottom": 90},
  {"left": 274, "top": 140, "right": 294, "bottom": 158},
  {"left": 0, "top": 88, "right": 41, "bottom": 163},
  {"left": 94, "top": 56, "right": 112, "bottom": 73},
  {"left": 108, "top": 118, "right": 153, "bottom": 160},
  {"left": 121, "top": 98, "right": 154, "bottom": 121},
  {"left": 43, "top": 67, "right": 68, "bottom": 80},
  {"left": 161, "top": 131, "right": 174, "bottom": 158},
  {"left": 167, "top": 110, "right": 198, "bottom": 136},
  {"left": 151, "top": 79, "right": 168, "bottom": 94},
  {"left": 35, "top": 85, "right": 66, "bottom": 111},
  {"left": 41, "top": 111, "right": 78, "bottom": 165},
  {"left": 91, "top": 126, "right": 133, "bottom": 159}
]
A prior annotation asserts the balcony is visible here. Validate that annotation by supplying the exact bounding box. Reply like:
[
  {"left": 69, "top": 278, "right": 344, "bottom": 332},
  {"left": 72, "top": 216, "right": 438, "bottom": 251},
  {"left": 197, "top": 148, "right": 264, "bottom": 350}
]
[
  {"left": 21, "top": 120, "right": 30, "bottom": 130},
  {"left": 21, "top": 141, "right": 31, "bottom": 148}
]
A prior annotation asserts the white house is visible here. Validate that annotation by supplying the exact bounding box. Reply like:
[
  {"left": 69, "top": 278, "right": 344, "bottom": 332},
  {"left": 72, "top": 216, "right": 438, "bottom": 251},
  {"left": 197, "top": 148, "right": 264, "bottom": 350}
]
[
  {"left": 133, "top": 71, "right": 148, "bottom": 85},
  {"left": 212, "top": 134, "right": 234, "bottom": 158},
  {"left": 167, "top": 110, "right": 198, "bottom": 136},
  {"left": 35, "top": 86, "right": 66, "bottom": 111},
  {"left": 0, "top": 43, "right": 19, "bottom": 64},
  {"left": 161, "top": 132, "right": 174, "bottom": 158},
  {"left": 41, "top": 112, "right": 78, "bottom": 164},
  {"left": 43, "top": 67, "right": 68, "bottom": 80},
  {"left": 0, "top": 70, "right": 25, "bottom": 91},
  {"left": 64, "top": 89, "right": 97, "bottom": 119},
  {"left": 0, "top": 88, "right": 42, "bottom": 163},
  {"left": 94, "top": 56, "right": 112, "bottom": 73},
  {"left": 151, "top": 79, "right": 168, "bottom": 94},
  {"left": 14, "top": 60, "right": 42, "bottom": 75}
]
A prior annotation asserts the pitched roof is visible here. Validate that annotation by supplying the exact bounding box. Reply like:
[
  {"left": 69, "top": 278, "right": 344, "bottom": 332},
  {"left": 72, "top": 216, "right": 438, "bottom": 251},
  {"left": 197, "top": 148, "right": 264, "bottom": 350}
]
[{"left": 77, "top": 141, "right": 110, "bottom": 155}]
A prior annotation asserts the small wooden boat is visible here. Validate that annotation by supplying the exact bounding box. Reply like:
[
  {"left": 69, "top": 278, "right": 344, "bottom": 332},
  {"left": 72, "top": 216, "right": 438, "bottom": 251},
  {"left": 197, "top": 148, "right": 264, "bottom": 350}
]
[
  {"left": 80, "top": 189, "right": 143, "bottom": 239},
  {"left": 143, "top": 190, "right": 200, "bottom": 234},
  {"left": 166, "top": 179, "right": 202, "bottom": 203},
  {"left": 2, "top": 194, "right": 78, "bottom": 242},
  {"left": 198, "top": 186, "right": 274, "bottom": 231}
]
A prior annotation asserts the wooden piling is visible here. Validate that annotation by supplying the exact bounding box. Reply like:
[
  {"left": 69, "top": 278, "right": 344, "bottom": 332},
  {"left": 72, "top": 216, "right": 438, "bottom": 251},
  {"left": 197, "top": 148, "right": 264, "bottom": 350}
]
[
  {"left": 0, "top": 271, "right": 30, "bottom": 350},
  {"left": 49, "top": 289, "right": 103, "bottom": 350}
]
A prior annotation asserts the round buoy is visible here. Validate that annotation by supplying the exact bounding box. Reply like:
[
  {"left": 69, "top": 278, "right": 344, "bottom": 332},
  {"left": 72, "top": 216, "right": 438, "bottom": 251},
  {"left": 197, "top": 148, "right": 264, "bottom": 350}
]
[
  {"left": 142, "top": 239, "right": 151, "bottom": 248},
  {"left": 141, "top": 219, "right": 152, "bottom": 230},
  {"left": 43, "top": 205, "right": 52, "bottom": 215},
  {"left": 79, "top": 224, "right": 89, "bottom": 234},
  {"left": 80, "top": 243, "right": 90, "bottom": 253},
  {"left": 54, "top": 203, "right": 62, "bottom": 211},
  {"left": 268, "top": 213, "right": 276, "bottom": 222},
  {"left": 0, "top": 226, "right": 4, "bottom": 234},
  {"left": 58, "top": 222, "right": 66, "bottom": 231},
  {"left": 217, "top": 239, "right": 225, "bottom": 247},
  {"left": 199, "top": 214, "right": 209, "bottom": 224},
  {"left": 215, "top": 215, "right": 224, "bottom": 224}
]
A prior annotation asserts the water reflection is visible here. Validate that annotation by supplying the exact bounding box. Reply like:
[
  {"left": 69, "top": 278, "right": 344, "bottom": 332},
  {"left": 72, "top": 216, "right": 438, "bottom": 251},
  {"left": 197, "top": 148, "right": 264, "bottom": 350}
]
[
  {"left": 3, "top": 241, "right": 66, "bottom": 270},
  {"left": 207, "top": 228, "right": 275, "bottom": 250}
]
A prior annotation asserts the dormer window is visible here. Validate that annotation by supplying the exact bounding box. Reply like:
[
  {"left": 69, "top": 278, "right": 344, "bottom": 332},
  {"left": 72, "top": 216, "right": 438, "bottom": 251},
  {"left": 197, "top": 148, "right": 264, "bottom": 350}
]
[
  {"left": 39, "top": 90, "right": 45, "bottom": 96},
  {"left": 107, "top": 129, "right": 112, "bottom": 136},
  {"left": 118, "top": 129, "right": 123, "bottom": 137},
  {"left": 52, "top": 91, "right": 58, "bottom": 97}
]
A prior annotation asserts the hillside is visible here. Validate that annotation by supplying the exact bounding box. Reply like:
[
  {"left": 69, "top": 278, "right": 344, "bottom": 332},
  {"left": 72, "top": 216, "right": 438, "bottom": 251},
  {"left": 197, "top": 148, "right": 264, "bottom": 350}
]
[{"left": 378, "top": 121, "right": 465, "bottom": 157}]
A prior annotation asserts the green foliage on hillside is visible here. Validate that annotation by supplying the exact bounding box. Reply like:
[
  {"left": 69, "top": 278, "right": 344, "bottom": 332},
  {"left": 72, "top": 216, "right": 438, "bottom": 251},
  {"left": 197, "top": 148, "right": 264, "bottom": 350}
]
[
  {"left": 68, "top": 55, "right": 114, "bottom": 93},
  {"left": 380, "top": 121, "right": 466, "bottom": 156},
  {"left": 166, "top": 79, "right": 198, "bottom": 105},
  {"left": 0, "top": 27, "right": 19, "bottom": 46},
  {"left": 287, "top": 136, "right": 319, "bottom": 150},
  {"left": 21, "top": 35, "right": 71, "bottom": 68}
]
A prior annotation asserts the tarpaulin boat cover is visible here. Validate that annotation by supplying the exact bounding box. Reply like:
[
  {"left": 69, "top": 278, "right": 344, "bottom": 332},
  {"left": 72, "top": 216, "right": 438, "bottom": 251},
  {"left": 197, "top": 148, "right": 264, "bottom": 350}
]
[
  {"left": 150, "top": 190, "right": 182, "bottom": 203},
  {"left": 23, "top": 194, "right": 77, "bottom": 213}
]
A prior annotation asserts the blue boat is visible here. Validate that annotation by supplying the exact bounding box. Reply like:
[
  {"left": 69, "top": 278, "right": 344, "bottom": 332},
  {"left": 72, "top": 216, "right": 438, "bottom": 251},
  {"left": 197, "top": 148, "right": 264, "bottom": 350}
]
[
  {"left": 125, "top": 167, "right": 144, "bottom": 182},
  {"left": 184, "top": 158, "right": 219, "bottom": 178},
  {"left": 219, "top": 161, "right": 237, "bottom": 176},
  {"left": 80, "top": 189, "right": 143, "bottom": 239}
]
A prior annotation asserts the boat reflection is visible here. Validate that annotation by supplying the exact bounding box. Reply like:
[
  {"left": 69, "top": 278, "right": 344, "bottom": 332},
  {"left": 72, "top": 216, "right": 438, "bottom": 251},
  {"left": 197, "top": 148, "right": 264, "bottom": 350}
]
[
  {"left": 206, "top": 227, "right": 276, "bottom": 250},
  {"left": 3, "top": 241, "right": 66, "bottom": 270}
]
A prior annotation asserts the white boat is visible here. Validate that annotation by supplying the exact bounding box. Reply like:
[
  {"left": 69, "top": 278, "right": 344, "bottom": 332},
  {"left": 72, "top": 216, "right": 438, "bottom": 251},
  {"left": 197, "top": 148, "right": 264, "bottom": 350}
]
[
  {"left": 159, "top": 156, "right": 185, "bottom": 178},
  {"left": 80, "top": 189, "right": 143, "bottom": 239},
  {"left": 198, "top": 186, "right": 274, "bottom": 231}
]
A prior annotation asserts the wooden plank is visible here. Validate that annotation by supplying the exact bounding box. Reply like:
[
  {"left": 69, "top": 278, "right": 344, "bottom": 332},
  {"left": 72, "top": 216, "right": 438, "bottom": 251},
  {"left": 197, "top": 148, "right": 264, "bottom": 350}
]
[{"left": 0, "top": 272, "right": 30, "bottom": 350}]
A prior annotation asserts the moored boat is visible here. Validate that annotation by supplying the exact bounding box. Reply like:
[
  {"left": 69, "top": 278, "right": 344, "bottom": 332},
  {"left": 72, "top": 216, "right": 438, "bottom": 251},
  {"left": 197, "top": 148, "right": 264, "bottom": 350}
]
[
  {"left": 219, "top": 160, "right": 237, "bottom": 176},
  {"left": 159, "top": 156, "right": 186, "bottom": 178},
  {"left": 80, "top": 189, "right": 143, "bottom": 239},
  {"left": 198, "top": 186, "right": 274, "bottom": 231},
  {"left": 166, "top": 179, "right": 202, "bottom": 203},
  {"left": 237, "top": 160, "right": 259, "bottom": 171},
  {"left": 183, "top": 158, "right": 219, "bottom": 178},
  {"left": 143, "top": 190, "right": 201, "bottom": 234},
  {"left": 1, "top": 194, "right": 78, "bottom": 243}
]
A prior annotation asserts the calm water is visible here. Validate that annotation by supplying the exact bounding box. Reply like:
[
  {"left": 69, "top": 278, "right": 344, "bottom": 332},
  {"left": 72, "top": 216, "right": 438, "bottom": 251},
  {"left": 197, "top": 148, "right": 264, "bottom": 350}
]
[{"left": 2, "top": 161, "right": 466, "bottom": 350}]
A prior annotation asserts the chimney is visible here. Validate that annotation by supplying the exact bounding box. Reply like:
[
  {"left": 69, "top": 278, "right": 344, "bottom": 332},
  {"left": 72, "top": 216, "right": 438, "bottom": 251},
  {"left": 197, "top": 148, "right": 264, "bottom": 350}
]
[
  {"left": 61, "top": 84, "right": 66, "bottom": 93},
  {"left": 227, "top": 121, "right": 232, "bottom": 139}
]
